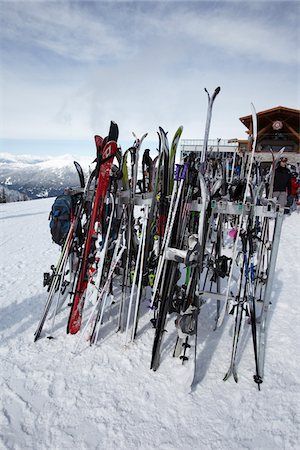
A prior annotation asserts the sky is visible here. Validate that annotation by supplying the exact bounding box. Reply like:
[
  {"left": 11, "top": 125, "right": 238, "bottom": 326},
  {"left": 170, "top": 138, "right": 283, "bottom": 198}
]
[{"left": 0, "top": 0, "right": 299, "bottom": 157}]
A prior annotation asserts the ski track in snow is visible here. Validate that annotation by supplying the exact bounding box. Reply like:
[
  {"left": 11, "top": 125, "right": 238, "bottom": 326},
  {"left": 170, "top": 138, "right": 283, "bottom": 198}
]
[{"left": 0, "top": 198, "right": 299, "bottom": 450}]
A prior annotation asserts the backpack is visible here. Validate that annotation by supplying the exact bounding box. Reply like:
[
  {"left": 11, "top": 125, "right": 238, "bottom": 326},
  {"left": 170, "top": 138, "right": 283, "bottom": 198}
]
[{"left": 49, "top": 195, "right": 73, "bottom": 245}]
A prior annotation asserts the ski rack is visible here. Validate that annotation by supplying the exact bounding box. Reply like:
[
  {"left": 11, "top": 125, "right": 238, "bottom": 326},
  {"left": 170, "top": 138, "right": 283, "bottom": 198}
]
[
  {"left": 159, "top": 198, "right": 283, "bottom": 264},
  {"left": 257, "top": 208, "right": 284, "bottom": 381},
  {"left": 122, "top": 182, "right": 284, "bottom": 383},
  {"left": 116, "top": 190, "right": 155, "bottom": 207},
  {"left": 188, "top": 198, "right": 284, "bottom": 291},
  {"left": 188, "top": 197, "right": 284, "bottom": 384},
  {"left": 152, "top": 195, "right": 284, "bottom": 383},
  {"left": 190, "top": 198, "right": 282, "bottom": 218}
]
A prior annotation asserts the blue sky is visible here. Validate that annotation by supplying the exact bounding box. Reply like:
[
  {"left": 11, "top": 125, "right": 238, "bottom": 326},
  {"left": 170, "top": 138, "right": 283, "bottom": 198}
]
[{"left": 0, "top": 0, "right": 299, "bottom": 157}]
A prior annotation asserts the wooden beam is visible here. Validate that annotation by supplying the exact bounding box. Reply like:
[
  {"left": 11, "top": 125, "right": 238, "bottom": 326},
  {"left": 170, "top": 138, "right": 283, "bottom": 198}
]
[
  {"left": 257, "top": 122, "right": 273, "bottom": 139},
  {"left": 284, "top": 122, "right": 300, "bottom": 140}
]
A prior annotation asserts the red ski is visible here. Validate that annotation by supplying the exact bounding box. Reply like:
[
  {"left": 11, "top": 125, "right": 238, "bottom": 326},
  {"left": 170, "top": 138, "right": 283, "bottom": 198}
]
[{"left": 67, "top": 138, "right": 118, "bottom": 334}]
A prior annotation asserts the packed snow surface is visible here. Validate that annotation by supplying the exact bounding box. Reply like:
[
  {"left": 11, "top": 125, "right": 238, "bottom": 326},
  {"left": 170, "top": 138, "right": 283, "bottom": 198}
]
[{"left": 0, "top": 198, "right": 299, "bottom": 450}]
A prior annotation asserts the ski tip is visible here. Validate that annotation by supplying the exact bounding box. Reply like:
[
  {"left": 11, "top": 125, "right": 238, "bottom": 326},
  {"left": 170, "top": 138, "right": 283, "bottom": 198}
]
[
  {"left": 189, "top": 381, "right": 197, "bottom": 394},
  {"left": 232, "top": 365, "right": 238, "bottom": 383},
  {"left": 250, "top": 102, "right": 257, "bottom": 115},
  {"left": 223, "top": 371, "right": 231, "bottom": 382},
  {"left": 150, "top": 359, "right": 159, "bottom": 372},
  {"left": 216, "top": 316, "right": 224, "bottom": 329},
  {"left": 223, "top": 365, "right": 237, "bottom": 382}
]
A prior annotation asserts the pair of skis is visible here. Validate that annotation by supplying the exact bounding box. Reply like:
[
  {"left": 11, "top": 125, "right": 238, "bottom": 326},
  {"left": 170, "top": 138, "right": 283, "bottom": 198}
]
[
  {"left": 117, "top": 132, "right": 148, "bottom": 333},
  {"left": 221, "top": 105, "right": 266, "bottom": 388},
  {"left": 34, "top": 122, "right": 119, "bottom": 341},
  {"left": 150, "top": 88, "right": 221, "bottom": 379},
  {"left": 172, "top": 88, "right": 220, "bottom": 386},
  {"left": 67, "top": 125, "right": 119, "bottom": 335}
]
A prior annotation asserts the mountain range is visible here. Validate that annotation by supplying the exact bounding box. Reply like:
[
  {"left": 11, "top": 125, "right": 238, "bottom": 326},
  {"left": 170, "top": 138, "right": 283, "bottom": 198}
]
[{"left": 0, "top": 152, "right": 93, "bottom": 200}]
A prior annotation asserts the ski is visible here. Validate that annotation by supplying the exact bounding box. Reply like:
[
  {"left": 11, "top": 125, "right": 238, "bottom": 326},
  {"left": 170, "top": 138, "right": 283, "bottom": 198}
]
[
  {"left": 67, "top": 138, "right": 118, "bottom": 334},
  {"left": 217, "top": 103, "right": 258, "bottom": 329},
  {"left": 200, "top": 86, "right": 221, "bottom": 172},
  {"left": 74, "top": 161, "right": 85, "bottom": 189}
]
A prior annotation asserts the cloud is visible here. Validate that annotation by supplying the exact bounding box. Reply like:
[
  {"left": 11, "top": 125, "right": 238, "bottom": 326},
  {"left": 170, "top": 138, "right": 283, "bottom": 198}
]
[
  {"left": 0, "top": 1, "right": 299, "bottom": 149},
  {"left": 1, "top": 1, "right": 298, "bottom": 66},
  {"left": 1, "top": 1, "right": 130, "bottom": 63},
  {"left": 139, "top": 3, "right": 299, "bottom": 65}
]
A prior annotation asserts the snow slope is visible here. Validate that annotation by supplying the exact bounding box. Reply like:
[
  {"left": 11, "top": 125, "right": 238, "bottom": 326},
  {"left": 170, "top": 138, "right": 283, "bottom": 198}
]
[{"left": 0, "top": 198, "right": 299, "bottom": 450}]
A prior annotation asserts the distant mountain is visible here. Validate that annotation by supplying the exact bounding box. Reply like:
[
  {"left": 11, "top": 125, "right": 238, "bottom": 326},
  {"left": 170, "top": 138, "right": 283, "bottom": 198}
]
[{"left": 0, "top": 153, "right": 93, "bottom": 200}]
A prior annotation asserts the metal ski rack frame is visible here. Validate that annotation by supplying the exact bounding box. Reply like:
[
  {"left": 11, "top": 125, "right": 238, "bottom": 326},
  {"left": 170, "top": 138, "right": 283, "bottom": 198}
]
[
  {"left": 257, "top": 209, "right": 284, "bottom": 381},
  {"left": 157, "top": 196, "right": 284, "bottom": 383},
  {"left": 116, "top": 190, "right": 155, "bottom": 207},
  {"left": 116, "top": 188, "right": 285, "bottom": 383},
  {"left": 190, "top": 198, "right": 282, "bottom": 218},
  {"left": 115, "top": 190, "right": 155, "bottom": 334}
]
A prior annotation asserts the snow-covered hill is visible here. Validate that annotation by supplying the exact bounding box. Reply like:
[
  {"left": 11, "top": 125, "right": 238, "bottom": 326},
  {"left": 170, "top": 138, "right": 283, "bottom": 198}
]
[
  {"left": 0, "top": 152, "right": 93, "bottom": 200},
  {"left": 0, "top": 184, "right": 29, "bottom": 203},
  {"left": 0, "top": 198, "right": 299, "bottom": 449}
]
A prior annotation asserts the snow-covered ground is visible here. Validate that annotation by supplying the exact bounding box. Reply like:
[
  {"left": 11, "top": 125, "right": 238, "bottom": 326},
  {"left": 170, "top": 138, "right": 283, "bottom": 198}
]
[{"left": 0, "top": 198, "right": 299, "bottom": 450}]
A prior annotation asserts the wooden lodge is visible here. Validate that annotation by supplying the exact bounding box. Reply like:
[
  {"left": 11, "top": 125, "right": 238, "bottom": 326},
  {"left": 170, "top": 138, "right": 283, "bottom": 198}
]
[
  {"left": 179, "top": 105, "right": 300, "bottom": 165},
  {"left": 238, "top": 106, "right": 300, "bottom": 162}
]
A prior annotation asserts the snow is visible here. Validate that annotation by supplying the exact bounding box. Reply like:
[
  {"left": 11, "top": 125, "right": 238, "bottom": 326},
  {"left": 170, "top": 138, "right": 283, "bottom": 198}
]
[
  {"left": 0, "top": 198, "right": 300, "bottom": 450},
  {"left": 4, "top": 177, "right": 12, "bottom": 186}
]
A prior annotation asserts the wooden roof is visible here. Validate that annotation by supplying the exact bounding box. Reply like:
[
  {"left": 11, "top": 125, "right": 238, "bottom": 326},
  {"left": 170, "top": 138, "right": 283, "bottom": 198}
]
[{"left": 240, "top": 106, "right": 300, "bottom": 133}]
